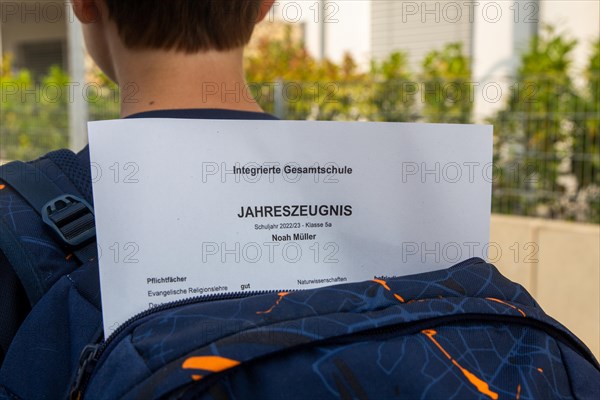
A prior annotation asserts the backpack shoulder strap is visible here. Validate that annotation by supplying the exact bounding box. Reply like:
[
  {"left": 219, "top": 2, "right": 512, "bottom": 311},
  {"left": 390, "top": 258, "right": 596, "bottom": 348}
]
[
  {"left": 0, "top": 149, "right": 97, "bottom": 304},
  {"left": 0, "top": 158, "right": 96, "bottom": 264}
]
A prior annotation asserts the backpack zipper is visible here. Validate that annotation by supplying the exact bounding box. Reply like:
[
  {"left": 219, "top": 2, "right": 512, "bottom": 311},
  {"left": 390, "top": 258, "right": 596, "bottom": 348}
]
[{"left": 69, "top": 290, "right": 277, "bottom": 400}]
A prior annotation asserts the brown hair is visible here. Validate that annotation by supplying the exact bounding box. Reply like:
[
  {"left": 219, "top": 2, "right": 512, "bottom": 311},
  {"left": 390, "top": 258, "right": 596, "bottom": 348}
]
[{"left": 104, "top": 0, "right": 263, "bottom": 52}]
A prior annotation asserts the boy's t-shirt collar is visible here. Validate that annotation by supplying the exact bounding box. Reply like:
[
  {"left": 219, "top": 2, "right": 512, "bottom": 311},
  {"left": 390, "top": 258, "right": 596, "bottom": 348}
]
[
  {"left": 78, "top": 108, "right": 278, "bottom": 165},
  {"left": 124, "top": 108, "right": 279, "bottom": 120}
]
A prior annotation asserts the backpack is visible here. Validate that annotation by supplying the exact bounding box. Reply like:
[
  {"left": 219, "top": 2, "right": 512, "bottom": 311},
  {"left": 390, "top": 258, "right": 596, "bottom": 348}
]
[{"left": 1, "top": 149, "right": 599, "bottom": 400}]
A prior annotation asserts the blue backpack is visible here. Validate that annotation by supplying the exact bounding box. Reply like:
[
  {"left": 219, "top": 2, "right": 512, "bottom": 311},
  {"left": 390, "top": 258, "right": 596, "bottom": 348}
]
[{"left": 1, "top": 149, "right": 599, "bottom": 399}]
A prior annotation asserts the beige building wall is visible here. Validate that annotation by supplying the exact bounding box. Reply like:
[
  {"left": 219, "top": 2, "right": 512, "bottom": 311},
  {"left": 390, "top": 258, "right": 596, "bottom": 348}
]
[{"left": 490, "top": 214, "right": 600, "bottom": 360}]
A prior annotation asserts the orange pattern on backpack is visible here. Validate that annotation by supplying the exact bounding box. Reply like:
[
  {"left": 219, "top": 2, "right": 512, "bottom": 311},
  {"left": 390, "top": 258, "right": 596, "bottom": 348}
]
[
  {"left": 486, "top": 298, "right": 526, "bottom": 317},
  {"left": 182, "top": 356, "right": 240, "bottom": 381},
  {"left": 422, "top": 329, "right": 499, "bottom": 400},
  {"left": 372, "top": 279, "right": 405, "bottom": 302},
  {"left": 256, "top": 292, "right": 290, "bottom": 314}
]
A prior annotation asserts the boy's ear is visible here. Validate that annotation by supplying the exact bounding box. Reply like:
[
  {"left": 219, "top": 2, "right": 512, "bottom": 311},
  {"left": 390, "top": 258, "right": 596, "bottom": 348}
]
[
  {"left": 256, "top": 0, "right": 276, "bottom": 23},
  {"left": 72, "top": 0, "right": 101, "bottom": 24}
]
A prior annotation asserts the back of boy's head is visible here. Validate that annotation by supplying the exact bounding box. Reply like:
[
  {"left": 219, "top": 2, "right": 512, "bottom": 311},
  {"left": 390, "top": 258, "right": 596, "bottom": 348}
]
[{"left": 104, "top": 0, "right": 264, "bottom": 52}]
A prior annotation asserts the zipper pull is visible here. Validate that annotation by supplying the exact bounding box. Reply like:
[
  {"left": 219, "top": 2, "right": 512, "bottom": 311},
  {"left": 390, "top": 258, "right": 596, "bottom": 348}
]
[{"left": 69, "top": 344, "right": 100, "bottom": 400}]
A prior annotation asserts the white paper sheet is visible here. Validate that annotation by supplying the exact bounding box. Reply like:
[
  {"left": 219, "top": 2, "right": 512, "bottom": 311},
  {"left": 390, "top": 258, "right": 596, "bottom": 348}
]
[{"left": 88, "top": 119, "right": 492, "bottom": 335}]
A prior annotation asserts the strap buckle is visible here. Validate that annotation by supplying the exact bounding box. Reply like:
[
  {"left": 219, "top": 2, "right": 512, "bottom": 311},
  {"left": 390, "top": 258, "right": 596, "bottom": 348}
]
[{"left": 42, "top": 195, "right": 96, "bottom": 247}]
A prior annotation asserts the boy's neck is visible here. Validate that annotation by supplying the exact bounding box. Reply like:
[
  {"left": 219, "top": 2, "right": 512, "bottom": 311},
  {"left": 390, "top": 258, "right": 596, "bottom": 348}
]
[{"left": 113, "top": 47, "right": 263, "bottom": 118}]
